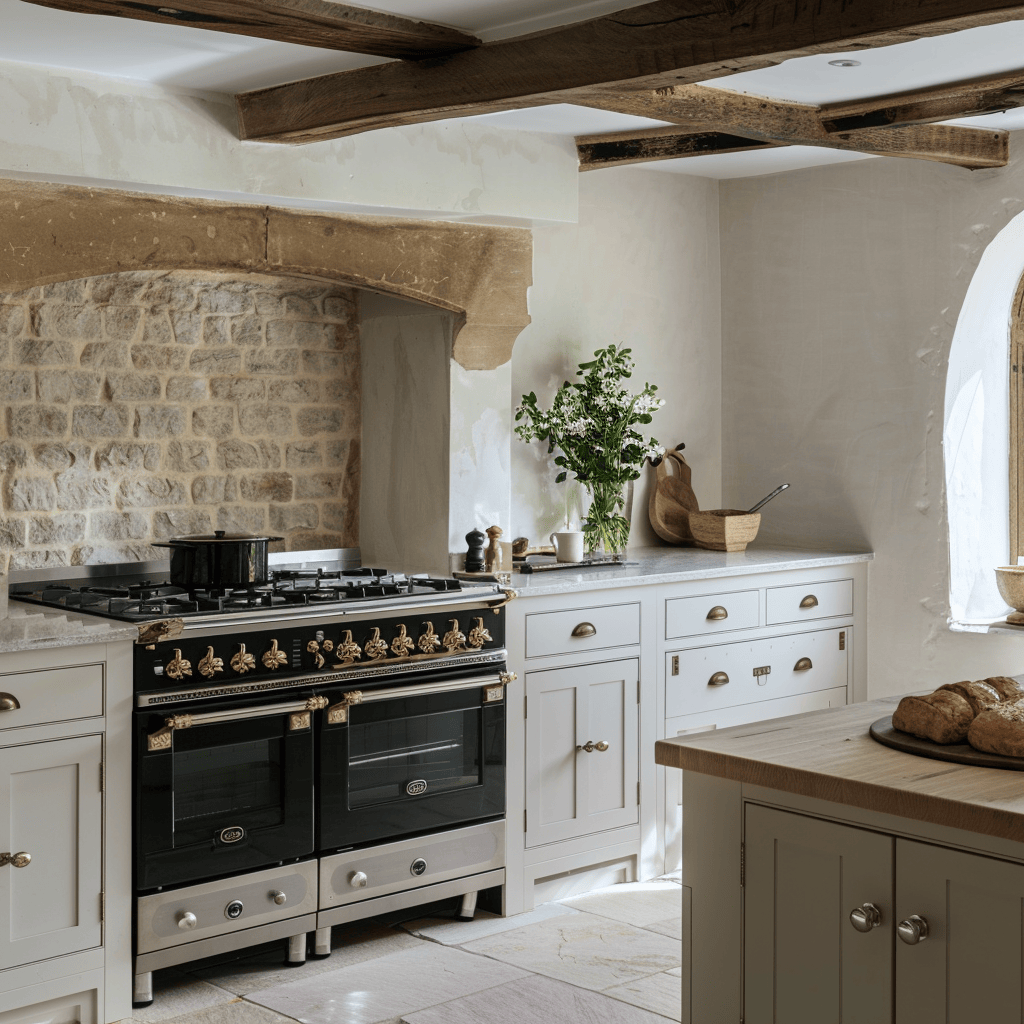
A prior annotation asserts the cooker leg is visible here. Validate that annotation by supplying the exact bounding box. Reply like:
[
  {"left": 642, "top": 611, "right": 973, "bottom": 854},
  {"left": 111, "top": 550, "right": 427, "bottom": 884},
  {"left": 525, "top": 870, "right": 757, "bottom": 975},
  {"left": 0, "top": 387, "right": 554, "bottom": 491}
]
[
  {"left": 132, "top": 971, "right": 154, "bottom": 1008},
  {"left": 312, "top": 926, "right": 332, "bottom": 959},
  {"left": 457, "top": 890, "right": 478, "bottom": 921},
  {"left": 285, "top": 933, "right": 308, "bottom": 967}
]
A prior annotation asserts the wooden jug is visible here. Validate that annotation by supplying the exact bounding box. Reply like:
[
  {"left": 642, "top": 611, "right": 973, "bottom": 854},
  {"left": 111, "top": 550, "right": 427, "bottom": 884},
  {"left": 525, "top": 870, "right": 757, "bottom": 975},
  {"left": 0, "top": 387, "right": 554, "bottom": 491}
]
[{"left": 649, "top": 449, "right": 699, "bottom": 545}]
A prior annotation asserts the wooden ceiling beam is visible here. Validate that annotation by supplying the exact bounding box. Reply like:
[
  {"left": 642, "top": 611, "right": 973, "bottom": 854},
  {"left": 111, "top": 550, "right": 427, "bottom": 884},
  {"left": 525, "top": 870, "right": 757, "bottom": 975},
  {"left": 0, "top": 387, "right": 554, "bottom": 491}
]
[
  {"left": 576, "top": 126, "right": 777, "bottom": 171},
  {"left": 576, "top": 85, "right": 1009, "bottom": 169},
  {"left": 18, "top": 0, "right": 480, "bottom": 60},
  {"left": 235, "top": 0, "right": 1024, "bottom": 144},
  {"left": 819, "top": 69, "right": 1024, "bottom": 132}
]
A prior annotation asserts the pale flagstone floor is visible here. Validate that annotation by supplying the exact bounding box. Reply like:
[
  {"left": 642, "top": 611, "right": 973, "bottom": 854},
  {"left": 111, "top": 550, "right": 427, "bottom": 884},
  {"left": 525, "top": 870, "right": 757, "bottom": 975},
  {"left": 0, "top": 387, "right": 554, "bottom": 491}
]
[{"left": 117, "top": 873, "right": 687, "bottom": 1024}]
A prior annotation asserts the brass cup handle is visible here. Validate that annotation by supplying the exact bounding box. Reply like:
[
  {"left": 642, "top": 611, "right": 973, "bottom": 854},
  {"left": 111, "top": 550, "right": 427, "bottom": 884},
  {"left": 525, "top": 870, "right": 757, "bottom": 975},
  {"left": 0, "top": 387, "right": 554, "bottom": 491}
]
[
  {"left": 576, "top": 740, "right": 610, "bottom": 753},
  {"left": 897, "top": 915, "right": 929, "bottom": 945},
  {"left": 0, "top": 852, "right": 31, "bottom": 868},
  {"left": 794, "top": 657, "right": 813, "bottom": 672},
  {"left": 850, "top": 903, "right": 882, "bottom": 933},
  {"left": 799, "top": 594, "right": 819, "bottom": 609},
  {"left": 571, "top": 622, "right": 597, "bottom": 638},
  {"left": 708, "top": 672, "right": 730, "bottom": 687},
  {"left": 706, "top": 606, "right": 728, "bottom": 621},
  {"left": 0, "top": 694, "right": 20, "bottom": 712}
]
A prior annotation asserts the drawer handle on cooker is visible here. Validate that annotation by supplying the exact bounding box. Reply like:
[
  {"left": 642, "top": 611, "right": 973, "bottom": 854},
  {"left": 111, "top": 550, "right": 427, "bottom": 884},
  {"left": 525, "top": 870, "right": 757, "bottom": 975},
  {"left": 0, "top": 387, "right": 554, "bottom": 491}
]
[
  {"left": 794, "top": 657, "right": 813, "bottom": 672},
  {"left": 800, "top": 594, "right": 819, "bottom": 609},
  {"left": 0, "top": 693, "right": 20, "bottom": 712},
  {"left": 576, "top": 740, "right": 610, "bottom": 753},
  {"left": 706, "top": 606, "right": 728, "bottom": 621},
  {"left": 571, "top": 622, "right": 597, "bottom": 638},
  {"left": 708, "top": 672, "right": 730, "bottom": 687}
]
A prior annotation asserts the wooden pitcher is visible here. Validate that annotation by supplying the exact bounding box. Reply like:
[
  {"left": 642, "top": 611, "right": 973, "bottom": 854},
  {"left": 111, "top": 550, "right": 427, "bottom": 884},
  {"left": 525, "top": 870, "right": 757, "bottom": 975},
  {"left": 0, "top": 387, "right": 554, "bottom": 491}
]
[{"left": 649, "top": 449, "right": 699, "bottom": 545}]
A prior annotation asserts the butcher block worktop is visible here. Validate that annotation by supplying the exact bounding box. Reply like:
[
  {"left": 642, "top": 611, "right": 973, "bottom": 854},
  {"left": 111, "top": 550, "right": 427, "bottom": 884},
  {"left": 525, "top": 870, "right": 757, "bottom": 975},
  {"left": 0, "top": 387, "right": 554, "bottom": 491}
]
[{"left": 656, "top": 695, "right": 1024, "bottom": 845}]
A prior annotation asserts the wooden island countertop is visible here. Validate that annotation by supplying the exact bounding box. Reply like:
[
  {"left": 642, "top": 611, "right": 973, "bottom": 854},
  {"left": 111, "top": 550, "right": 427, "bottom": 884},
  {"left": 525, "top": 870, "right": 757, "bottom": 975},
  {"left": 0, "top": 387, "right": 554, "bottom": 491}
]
[{"left": 655, "top": 695, "right": 1024, "bottom": 845}]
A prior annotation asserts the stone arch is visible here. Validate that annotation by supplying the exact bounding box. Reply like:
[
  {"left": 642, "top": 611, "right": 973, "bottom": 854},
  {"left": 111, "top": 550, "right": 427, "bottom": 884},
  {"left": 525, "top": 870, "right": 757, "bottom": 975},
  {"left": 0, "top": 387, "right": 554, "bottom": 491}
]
[{"left": 0, "top": 179, "right": 532, "bottom": 371}]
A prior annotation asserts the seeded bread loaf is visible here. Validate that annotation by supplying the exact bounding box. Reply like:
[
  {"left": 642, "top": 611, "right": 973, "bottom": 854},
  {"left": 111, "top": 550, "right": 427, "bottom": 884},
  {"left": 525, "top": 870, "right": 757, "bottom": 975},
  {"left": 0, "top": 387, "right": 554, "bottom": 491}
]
[
  {"left": 892, "top": 690, "right": 975, "bottom": 745},
  {"left": 938, "top": 680, "right": 1002, "bottom": 715},
  {"left": 967, "top": 698, "right": 1024, "bottom": 757}
]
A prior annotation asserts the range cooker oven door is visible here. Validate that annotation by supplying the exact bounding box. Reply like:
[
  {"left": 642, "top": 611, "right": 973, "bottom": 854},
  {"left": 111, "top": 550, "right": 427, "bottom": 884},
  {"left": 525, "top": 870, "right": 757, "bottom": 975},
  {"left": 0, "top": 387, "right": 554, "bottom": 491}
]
[
  {"left": 318, "top": 668, "right": 506, "bottom": 851},
  {"left": 135, "top": 691, "right": 317, "bottom": 891}
]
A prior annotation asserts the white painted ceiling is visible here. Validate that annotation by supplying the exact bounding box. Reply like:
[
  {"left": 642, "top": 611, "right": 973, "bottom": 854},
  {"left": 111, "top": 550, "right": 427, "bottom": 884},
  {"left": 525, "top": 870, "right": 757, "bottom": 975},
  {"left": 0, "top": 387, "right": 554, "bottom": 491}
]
[{"left": 3, "top": 0, "right": 1024, "bottom": 178}]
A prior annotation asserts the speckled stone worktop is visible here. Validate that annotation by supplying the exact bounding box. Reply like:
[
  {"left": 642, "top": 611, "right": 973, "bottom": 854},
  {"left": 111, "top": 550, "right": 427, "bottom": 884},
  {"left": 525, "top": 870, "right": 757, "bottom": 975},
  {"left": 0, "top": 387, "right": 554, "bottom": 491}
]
[
  {"left": 0, "top": 600, "right": 138, "bottom": 654},
  {"left": 508, "top": 545, "right": 872, "bottom": 598}
]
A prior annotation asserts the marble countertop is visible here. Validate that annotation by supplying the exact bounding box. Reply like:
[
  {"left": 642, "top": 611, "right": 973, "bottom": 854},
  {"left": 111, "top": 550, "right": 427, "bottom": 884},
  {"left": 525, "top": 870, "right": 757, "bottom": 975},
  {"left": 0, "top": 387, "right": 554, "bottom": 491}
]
[
  {"left": 655, "top": 696, "right": 1024, "bottom": 844},
  {"left": 507, "top": 545, "right": 872, "bottom": 597},
  {"left": 0, "top": 600, "right": 138, "bottom": 653}
]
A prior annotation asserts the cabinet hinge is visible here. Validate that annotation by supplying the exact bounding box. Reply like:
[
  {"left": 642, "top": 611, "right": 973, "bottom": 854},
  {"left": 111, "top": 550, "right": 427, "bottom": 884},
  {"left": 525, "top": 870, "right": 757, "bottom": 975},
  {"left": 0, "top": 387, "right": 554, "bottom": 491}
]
[
  {"left": 637, "top": 678, "right": 641, "bottom": 704},
  {"left": 839, "top": 630, "right": 846, "bottom": 651},
  {"left": 524, "top": 810, "right": 527, "bottom": 833},
  {"left": 524, "top": 695, "right": 528, "bottom": 719},
  {"left": 637, "top": 780, "right": 641, "bottom": 806},
  {"left": 671, "top": 655, "right": 679, "bottom": 677},
  {"left": 100, "top": 891, "right": 105, "bottom": 922},
  {"left": 99, "top": 761, "right": 105, "bottom": 793},
  {"left": 740, "top": 843, "right": 745, "bottom": 888}
]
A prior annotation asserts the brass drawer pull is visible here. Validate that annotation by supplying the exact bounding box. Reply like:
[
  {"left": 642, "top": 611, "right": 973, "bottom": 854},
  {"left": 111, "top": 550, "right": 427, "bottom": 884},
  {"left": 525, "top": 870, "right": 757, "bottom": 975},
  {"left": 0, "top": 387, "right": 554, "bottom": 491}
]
[
  {"left": 799, "top": 594, "right": 819, "bottom": 609},
  {"left": 576, "top": 740, "right": 610, "bottom": 753},
  {"left": 794, "top": 657, "right": 813, "bottom": 672},
  {"left": 708, "top": 672, "right": 730, "bottom": 687},
  {"left": 706, "top": 606, "right": 728, "bottom": 621},
  {"left": 0, "top": 852, "right": 31, "bottom": 868},
  {"left": 0, "top": 694, "right": 20, "bottom": 712},
  {"left": 571, "top": 622, "right": 597, "bottom": 638}
]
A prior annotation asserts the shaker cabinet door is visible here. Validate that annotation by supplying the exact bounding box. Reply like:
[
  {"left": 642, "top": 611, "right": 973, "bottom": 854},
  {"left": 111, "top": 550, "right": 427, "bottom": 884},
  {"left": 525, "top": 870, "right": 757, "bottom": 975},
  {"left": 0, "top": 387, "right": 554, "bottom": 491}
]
[
  {"left": 525, "top": 659, "right": 639, "bottom": 848},
  {"left": 744, "top": 804, "right": 894, "bottom": 1024},
  {"left": 895, "top": 839, "right": 1024, "bottom": 1024},
  {"left": 0, "top": 735, "right": 103, "bottom": 970}
]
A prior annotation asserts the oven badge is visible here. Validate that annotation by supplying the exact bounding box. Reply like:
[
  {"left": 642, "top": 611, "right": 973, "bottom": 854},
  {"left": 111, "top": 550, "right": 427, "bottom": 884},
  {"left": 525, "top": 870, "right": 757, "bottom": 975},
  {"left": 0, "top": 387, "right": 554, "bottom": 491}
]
[
  {"left": 405, "top": 780, "right": 428, "bottom": 797},
  {"left": 218, "top": 826, "right": 246, "bottom": 845}
]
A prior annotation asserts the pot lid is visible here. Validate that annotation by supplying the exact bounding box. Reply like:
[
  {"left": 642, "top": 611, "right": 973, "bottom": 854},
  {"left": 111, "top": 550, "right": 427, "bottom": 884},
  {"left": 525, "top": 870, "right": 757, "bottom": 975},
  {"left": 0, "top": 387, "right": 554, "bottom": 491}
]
[{"left": 166, "top": 531, "right": 282, "bottom": 543}]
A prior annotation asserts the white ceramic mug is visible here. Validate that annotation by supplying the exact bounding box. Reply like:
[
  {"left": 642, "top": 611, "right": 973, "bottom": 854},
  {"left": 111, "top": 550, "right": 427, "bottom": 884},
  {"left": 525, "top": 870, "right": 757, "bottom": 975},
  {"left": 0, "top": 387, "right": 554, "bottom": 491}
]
[{"left": 550, "top": 531, "right": 585, "bottom": 563}]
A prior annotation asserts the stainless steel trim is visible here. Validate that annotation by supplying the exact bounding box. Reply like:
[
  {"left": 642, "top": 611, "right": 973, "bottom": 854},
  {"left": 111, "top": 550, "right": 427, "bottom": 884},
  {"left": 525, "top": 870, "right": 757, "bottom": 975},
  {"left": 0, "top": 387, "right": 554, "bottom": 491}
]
[
  {"left": 316, "top": 869, "right": 504, "bottom": 931},
  {"left": 137, "top": 649, "right": 508, "bottom": 707}
]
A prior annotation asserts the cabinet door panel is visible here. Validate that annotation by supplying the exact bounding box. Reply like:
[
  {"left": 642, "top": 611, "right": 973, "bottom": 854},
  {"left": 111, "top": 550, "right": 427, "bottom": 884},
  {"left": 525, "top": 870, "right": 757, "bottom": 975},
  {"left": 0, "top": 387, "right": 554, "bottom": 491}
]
[
  {"left": 896, "top": 839, "right": 1024, "bottom": 1024},
  {"left": 525, "top": 660, "right": 638, "bottom": 848},
  {"left": 0, "top": 735, "right": 103, "bottom": 969},
  {"left": 745, "top": 805, "right": 893, "bottom": 1024}
]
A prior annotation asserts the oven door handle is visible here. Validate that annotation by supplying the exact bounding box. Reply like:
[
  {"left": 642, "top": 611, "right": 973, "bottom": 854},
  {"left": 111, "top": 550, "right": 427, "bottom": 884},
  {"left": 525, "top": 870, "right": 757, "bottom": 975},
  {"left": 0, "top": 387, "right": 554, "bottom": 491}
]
[
  {"left": 326, "top": 671, "right": 517, "bottom": 725},
  {"left": 146, "top": 696, "right": 330, "bottom": 751}
]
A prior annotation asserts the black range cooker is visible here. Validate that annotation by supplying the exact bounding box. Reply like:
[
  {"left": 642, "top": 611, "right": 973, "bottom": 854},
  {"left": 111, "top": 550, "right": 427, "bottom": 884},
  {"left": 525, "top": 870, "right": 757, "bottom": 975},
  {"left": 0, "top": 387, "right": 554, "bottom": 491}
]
[{"left": 12, "top": 554, "right": 513, "bottom": 1008}]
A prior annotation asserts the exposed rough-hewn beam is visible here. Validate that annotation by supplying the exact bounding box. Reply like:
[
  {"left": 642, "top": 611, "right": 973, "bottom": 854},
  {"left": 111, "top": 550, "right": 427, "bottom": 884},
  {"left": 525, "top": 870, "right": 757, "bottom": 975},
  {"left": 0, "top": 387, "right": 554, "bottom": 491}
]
[
  {"left": 235, "top": 0, "right": 1024, "bottom": 144},
  {"left": 578, "top": 85, "right": 1009, "bottom": 169},
  {"left": 819, "top": 69, "right": 1024, "bottom": 133},
  {"left": 19, "top": 0, "right": 480, "bottom": 59},
  {"left": 576, "top": 126, "right": 776, "bottom": 171}
]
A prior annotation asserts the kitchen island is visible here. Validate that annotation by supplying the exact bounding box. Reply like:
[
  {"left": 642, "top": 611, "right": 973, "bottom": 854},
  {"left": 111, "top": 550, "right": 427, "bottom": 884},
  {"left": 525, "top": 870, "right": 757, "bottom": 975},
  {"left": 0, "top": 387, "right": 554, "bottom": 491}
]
[{"left": 656, "top": 696, "right": 1024, "bottom": 1023}]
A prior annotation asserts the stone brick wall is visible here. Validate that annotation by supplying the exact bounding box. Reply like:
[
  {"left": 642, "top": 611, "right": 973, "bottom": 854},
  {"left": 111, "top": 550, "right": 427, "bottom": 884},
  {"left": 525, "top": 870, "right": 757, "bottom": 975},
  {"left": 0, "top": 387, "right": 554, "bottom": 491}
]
[{"left": 0, "top": 271, "right": 360, "bottom": 571}]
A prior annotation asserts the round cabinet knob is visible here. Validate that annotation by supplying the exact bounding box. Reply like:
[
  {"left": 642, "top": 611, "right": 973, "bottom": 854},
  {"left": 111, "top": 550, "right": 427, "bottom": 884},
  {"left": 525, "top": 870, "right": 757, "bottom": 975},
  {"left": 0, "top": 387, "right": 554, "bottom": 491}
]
[
  {"left": 849, "top": 903, "right": 882, "bottom": 933},
  {"left": 897, "top": 915, "right": 930, "bottom": 945},
  {"left": 9, "top": 852, "right": 30, "bottom": 869},
  {"left": 270, "top": 890, "right": 287, "bottom": 906},
  {"left": 349, "top": 871, "right": 368, "bottom": 889},
  {"left": 594, "top": 740, "right": 610, "bottom": 752},
  {"left": 177, "top": 911, "right": 198, "bottom": 930}
]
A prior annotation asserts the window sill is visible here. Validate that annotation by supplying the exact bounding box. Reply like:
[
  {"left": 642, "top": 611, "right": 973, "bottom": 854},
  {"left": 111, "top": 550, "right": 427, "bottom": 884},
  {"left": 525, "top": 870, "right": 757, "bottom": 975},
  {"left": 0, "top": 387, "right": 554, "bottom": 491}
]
[{"left": 949, "top": 618, "right": 1024, "bottom": 636}]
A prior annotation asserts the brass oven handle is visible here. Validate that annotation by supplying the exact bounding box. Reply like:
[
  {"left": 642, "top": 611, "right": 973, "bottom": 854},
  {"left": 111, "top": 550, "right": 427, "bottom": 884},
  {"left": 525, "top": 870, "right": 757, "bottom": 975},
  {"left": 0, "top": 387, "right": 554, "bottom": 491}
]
[
  {"left": 0, "top": 694, "right": 20, "bottom": 712},
  {"left": 799, "top": 594, "right": 819, "bottom": 609},
  {"left": 794, "top": 657, "right": 813, "bottom": 672},
  {"left": 708, "top": 672, "right": 730, "bottom": 686},
  {"left": 706, "top": 606, "right": 728, "bottom": 621},
  {"left": 571, "top": 622, "right": 597, "bottom": 638}
]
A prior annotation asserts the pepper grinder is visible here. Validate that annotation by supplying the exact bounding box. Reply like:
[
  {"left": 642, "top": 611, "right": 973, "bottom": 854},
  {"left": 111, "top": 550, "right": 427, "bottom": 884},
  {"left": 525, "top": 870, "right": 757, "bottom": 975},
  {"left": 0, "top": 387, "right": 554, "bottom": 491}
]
[{"left": 464, "top": 530, "right": 486, "bottom": 573}]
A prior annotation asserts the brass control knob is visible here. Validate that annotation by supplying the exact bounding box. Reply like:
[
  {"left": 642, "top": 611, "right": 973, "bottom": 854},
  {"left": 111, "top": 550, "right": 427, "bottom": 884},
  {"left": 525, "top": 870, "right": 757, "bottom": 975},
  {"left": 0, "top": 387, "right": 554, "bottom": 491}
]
[
  {"left": 198, "top": 647, "right": 224, "bottom": 679},
  {"left": 262, "top": 639, "right": 287, "bottom": 670},
  {"left": 166, "top": 649, "right": 192, "bottom": 681},
  {"left": 850, "top": 903, "right": 882, "bottom": 933},
  {"left": 177, "top": 911, "right": 198, "bottom": 930}
]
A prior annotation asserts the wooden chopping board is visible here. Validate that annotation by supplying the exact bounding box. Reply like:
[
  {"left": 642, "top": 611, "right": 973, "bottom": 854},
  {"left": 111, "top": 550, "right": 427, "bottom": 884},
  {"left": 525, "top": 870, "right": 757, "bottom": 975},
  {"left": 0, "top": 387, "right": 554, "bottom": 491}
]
[{"left": 649, "top": 449, "right": 699, "bottom": 545}]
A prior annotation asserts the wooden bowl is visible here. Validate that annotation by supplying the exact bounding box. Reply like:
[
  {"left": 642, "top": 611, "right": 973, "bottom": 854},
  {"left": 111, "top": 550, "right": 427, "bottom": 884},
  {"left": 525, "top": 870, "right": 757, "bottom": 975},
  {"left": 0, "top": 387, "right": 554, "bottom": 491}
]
[
  {"left": 995, "top": 567, "right": 1024, "bottom": 622},
  {"left": 689, "top": 509, "right": 761, "bottom": 552}
]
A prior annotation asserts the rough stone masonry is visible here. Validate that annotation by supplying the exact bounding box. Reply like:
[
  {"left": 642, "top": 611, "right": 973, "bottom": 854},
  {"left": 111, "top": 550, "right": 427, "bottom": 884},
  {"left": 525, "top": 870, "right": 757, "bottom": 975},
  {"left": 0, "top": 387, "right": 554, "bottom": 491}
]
[{"left": 0, "top": 270, "right": 361, "bottom": 570}]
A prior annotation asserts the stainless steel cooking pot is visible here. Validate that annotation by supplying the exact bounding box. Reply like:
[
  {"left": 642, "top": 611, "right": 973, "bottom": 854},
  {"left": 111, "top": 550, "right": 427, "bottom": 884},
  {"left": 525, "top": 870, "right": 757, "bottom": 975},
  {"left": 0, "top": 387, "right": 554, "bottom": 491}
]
[{"left": 154, "top": 531, "right": 283, "bottom": 588}]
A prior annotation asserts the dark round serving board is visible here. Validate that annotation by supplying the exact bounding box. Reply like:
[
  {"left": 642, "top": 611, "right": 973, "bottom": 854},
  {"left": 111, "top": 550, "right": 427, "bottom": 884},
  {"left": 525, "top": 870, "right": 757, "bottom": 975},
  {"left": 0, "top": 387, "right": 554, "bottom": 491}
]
[{"left": 869, "top": 716, "right": 1024, "bottom": 771}]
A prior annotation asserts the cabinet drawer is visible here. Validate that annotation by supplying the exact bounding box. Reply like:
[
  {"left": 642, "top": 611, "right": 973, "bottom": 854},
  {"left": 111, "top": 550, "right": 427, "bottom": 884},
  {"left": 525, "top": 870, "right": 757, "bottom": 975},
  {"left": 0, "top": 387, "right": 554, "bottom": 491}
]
[
  {"left": 766, "top": 578, "right": 853, "bottom": 625},
  {"left": 666, "top": 628, "right": 849, "bottom": 718},
  {"left": 0, "top": 664, "right": 103, "bottom": 729},
  {"left": 666, "top": 589, "right": 759, "bottom": 639},
  {"left": 525, "top": 602, "right": 640, "bottom": 659}
]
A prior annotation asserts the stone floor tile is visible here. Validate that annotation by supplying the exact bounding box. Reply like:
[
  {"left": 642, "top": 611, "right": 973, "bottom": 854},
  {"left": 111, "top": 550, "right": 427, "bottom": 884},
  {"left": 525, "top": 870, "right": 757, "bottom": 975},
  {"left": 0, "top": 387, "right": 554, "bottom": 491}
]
[
  {"left": 605, "top": 969, "right": 684, "bottom": 1022},
  {"left": 560, "top": 881, "right": 683, "bottom": 928},
  {"left": 246, "top": 943, "right": 530, "bottom": 1024},
  {"left": 401, "top": 901, "right": 579, "bottom": 945},
  {"left": 147, "top": 1001, "right": 295, "bottom": 1024},
  {"left": 461, "top": 912, "right": 680, "bottom": 991},
  {"left": 646, "top": 916, "right": 683, "bottom": 940},
  {"left": 131, "top": 971, "right": 236, "bottom": 1023},
  {"left": 402, "top": 973, "right": 674, "bottom": 1024}
]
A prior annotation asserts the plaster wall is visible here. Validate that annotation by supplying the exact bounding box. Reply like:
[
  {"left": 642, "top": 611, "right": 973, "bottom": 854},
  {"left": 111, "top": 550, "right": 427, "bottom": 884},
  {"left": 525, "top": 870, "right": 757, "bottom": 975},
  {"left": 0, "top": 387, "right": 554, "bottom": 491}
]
[
  {"left": 511, "top": 168, "right": 722, "bottom": 547},
  {"left": 720, "top": 139, "right": 1024, "bottom": 698}
]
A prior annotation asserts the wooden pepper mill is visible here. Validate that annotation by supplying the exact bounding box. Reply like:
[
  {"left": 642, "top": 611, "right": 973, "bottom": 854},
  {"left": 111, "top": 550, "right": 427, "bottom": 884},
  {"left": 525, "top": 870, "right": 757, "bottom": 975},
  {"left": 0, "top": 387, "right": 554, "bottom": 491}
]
[
  {"left": 464, "top": 530, "right": 486, "bottom": 573},
  {"left": 485, "top": 525, "right": 503, "bottom": 572}
]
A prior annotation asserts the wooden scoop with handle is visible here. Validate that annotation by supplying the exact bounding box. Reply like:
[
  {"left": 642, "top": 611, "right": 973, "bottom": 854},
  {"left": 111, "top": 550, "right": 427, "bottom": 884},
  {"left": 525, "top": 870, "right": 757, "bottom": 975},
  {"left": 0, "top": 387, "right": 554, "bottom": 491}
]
[{"left": 649, "top": 448, "right": 699, "bottom": 544}]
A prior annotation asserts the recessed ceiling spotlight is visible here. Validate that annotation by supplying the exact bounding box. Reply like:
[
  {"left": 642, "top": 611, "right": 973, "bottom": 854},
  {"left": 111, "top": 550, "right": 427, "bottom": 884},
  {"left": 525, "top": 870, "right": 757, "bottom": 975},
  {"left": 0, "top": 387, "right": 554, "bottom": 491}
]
[{"left": 828, "top": 59, "right": 862, "bottom": 67}]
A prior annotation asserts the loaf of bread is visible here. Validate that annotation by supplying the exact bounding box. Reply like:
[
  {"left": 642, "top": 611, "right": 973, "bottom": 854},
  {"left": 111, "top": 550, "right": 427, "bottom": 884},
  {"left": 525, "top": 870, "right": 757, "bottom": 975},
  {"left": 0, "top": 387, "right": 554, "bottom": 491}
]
[
  {"left": 938, "top": 680, "right": 1002, "bottom": 715},
  {"left": 984, "top": 676, "right": 1024, "bottom": 701},
  {"left": 968, "top": 698, "right": 1024, "bottom": 757},
  {"left": 892, "top": 690, "right": 975, "bottom": 744}
]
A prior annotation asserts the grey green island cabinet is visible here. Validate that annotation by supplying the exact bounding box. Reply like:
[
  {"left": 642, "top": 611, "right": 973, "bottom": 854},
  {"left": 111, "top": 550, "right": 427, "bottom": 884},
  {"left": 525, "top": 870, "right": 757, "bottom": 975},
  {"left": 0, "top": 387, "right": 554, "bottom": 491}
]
[{"left": 656, "top": 696, "right": 1024, "bottom": 1024}]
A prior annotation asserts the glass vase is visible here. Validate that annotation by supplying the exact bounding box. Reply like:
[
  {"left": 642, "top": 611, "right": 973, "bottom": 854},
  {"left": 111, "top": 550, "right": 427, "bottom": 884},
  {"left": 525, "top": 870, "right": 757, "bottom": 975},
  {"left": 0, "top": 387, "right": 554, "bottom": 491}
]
[{"left": 583, "top": 481, "right": 630, "bottom": 561}]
